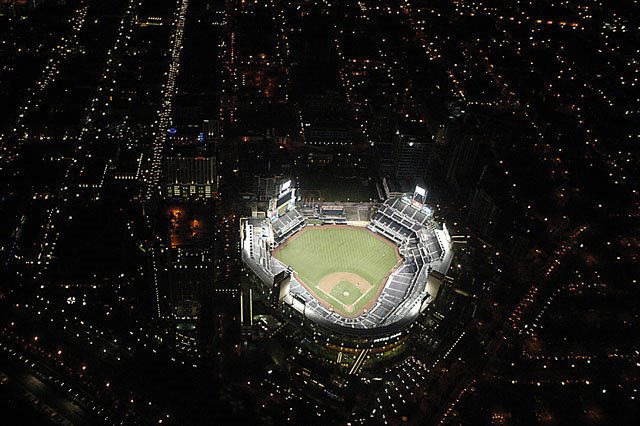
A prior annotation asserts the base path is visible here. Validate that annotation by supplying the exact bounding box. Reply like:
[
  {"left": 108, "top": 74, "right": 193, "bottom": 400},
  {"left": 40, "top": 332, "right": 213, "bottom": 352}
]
[{"left": 317, "top": 272, "right": 373, "bottom": 294}]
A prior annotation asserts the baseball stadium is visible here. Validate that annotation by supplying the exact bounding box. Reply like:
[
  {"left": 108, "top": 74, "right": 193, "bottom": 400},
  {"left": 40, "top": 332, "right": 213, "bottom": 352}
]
[{"left": 241, "top": 181, "right": 453, "bottom": 348}]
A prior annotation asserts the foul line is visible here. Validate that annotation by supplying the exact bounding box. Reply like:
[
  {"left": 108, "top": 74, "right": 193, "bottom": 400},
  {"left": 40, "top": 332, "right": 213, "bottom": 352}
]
[
  {"left": 349, "top": 285, "right": 374, "bottom": 310},
  {"left": 300, "top": 272, "right": 374, "bottom": 313},
  {"left": 295, "top": 272, "right": 347, "bottom": 309}
]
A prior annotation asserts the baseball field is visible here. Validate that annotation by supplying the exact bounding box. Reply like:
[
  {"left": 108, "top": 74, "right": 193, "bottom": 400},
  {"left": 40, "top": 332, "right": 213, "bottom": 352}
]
[{"left": 272, "top": 226, "right": 401, "bottom": 317}]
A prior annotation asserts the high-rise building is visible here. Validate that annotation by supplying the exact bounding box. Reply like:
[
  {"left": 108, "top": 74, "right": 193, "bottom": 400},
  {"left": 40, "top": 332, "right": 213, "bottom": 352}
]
[
  {"left": 467, "top": 186, "right": 501, "bottom": 240},
  {"left": 446, "top": 135, "right": 481, "bottom": 187},
  {"left": 369, "top": 106, "right": 396, "bottom": 176},
  {"left": 163, "top": 156, "right": 218, "bottom": 200},
  {"left": 392, "top": 123, "right": 434, "bottom": 179},
  {"left": 202, "top": 119, "right": 220, "bottom": 145}
]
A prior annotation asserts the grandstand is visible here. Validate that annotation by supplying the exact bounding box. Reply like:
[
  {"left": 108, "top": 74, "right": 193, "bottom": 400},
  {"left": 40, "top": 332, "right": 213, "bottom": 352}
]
[
  {"left": 271, "top": 208, "right": 305, "bottom": 244},
  {"left": 241, "top": 187, "right": 454, "bottom": 339}
]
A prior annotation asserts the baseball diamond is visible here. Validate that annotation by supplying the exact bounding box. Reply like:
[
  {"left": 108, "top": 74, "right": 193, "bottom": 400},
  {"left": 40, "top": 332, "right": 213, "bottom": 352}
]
[{"left": 272, "top": 226, "right": 401, "bottom": 316}]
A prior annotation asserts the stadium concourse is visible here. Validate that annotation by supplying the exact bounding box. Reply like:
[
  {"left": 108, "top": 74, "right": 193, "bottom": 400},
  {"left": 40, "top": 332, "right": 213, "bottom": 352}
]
[{"left": 241, "top": 185, "right": 454, "bottom": 345}]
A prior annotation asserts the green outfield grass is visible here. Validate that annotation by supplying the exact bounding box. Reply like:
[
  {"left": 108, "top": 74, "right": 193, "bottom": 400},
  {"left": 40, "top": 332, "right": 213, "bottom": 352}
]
[{"left": 273, "top": 226, "right": 399, "bottom": 315}]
